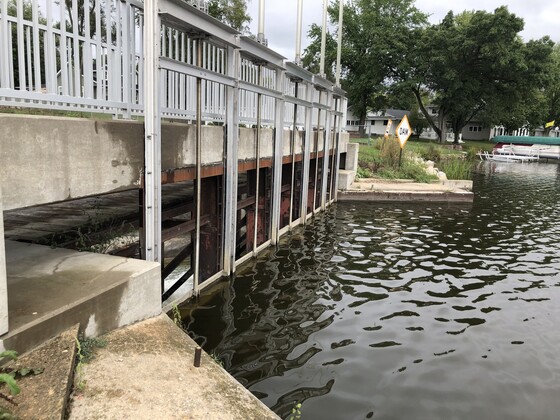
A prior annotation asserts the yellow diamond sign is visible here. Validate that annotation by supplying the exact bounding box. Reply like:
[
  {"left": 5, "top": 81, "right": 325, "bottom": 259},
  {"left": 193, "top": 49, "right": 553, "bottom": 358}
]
[{"left": 396, "top": 115, "right": 412, "bottom": 148}]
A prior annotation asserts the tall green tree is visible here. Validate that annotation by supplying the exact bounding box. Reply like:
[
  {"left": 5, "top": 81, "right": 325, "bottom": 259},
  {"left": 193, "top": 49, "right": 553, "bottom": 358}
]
[
  {"left": 398, "top": 7, "right": 553, "bottom": 142},
  {"left": 208, "top": 0, "right": 251, "bottom": 33},
  {"left": 302, "top": 0, "right": 427, "bottom": 136},
  {"left": 538, "top": 44, "right": 560, "bottom": 134}
]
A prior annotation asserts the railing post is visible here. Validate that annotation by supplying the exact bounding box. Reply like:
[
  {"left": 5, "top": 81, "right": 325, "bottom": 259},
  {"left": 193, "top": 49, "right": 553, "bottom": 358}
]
[
  {"left": 223, "top": 45, "right": 240, "bottom": 275},
  {"left": 143, "top": 0, "right": 162, "bottom": 265},
  {"left": 271, "top": 67, "right": 285, "bottom": 245}
]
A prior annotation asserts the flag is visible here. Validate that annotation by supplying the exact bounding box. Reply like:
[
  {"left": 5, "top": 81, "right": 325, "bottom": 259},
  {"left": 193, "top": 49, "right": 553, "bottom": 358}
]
[{"left": 545, "top": 120, "right": 555, "bottom": 128}]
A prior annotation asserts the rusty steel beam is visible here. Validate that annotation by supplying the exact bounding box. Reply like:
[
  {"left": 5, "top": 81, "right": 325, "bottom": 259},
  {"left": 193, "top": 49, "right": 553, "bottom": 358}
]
[
  {"left": 237, "top": 196, "right": 256, "bottom": 211},
  {"left": 161, "top": 165, "right": 224, "bottom": 184},
  {"left": 161, "top": 214, "right": 211, "bottom": 242},
  {"left": 162, "top": 242, "right": 193, "bottom": 280}
]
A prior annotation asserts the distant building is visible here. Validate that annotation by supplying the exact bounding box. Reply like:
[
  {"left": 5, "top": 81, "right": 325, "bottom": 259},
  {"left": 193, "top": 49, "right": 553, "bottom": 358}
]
[{"left": 345, "top": 108, "right": 410, "bottom": 137}]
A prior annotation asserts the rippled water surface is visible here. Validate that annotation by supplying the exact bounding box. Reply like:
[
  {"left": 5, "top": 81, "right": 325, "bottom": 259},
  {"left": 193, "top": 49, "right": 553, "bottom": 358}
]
[{"left": 183, "top": 162, "right": 560, "bottom": 419}]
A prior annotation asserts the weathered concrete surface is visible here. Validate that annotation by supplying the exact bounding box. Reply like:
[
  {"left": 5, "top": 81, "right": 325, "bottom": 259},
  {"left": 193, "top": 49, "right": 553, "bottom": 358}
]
[
  {"left": 1, "top": 115, "right": 343, "bottom": 210},
  {"left": 68, "top": 315, "right": 280, "bottom": 420},
  {"left": 0, "top": 184, "right": 8, "bottom": 335},
  {"left": 0, "top": 324, "right": 79, "bottom": 419},
  {"left": 0, "top": 241, "right": 161, "bottom": 354},
  {"left": 345, "top": 142, "right": 359, "bottom": 171},
  {"left": 338, "top": 178, "right": 474, "bottom": 203},
  {"left": 338, "top": 170, "right": 355, "bottom": 191},
  {"left": 0, "top": 115, "right": 144, "bottom": 210}
]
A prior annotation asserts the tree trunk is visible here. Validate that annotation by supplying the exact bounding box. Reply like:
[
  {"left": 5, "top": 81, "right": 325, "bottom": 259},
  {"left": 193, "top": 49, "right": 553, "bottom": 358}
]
[
  {"left": 438, "top": 113, "right": 447, "bottom": 143},
  {"left": 412, "top": 88, "right": 442, "bottom": 141},
  {"left": 358, "top": 114, "right": 366, "bottom": 138}
]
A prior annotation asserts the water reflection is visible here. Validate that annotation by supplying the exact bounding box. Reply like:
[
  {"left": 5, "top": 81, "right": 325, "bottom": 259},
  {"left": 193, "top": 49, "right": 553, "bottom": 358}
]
[{"left": 184, "top": 161, "right": 560, "bottom": 419}]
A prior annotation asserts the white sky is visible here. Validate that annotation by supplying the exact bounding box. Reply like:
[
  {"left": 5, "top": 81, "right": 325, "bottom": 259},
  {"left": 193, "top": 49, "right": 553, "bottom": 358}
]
[{"left": 246, "top": 0, "right": 560, "bottom": 61}]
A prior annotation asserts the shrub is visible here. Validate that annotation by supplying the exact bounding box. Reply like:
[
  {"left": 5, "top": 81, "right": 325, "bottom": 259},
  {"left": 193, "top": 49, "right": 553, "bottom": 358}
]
[
  {"left": 438, "top": 157, "right": 473, "bottom": 180},
  {"left": 379, "top": 137, "right": 402, "bottom": 168},
  {"left": 421, "top": 143, "right": 442, "bottom": 162}
]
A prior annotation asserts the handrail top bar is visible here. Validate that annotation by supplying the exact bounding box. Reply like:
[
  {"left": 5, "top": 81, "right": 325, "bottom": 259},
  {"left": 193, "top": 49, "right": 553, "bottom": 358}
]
[
  {"left": 285, "top": 62, "right": 314, "bottom": 83},
  {"left": 159, "top": 0, "right": 240, "bottom": 48},
  {"left": 239, "top": 36, "right": 285, "bottom": 69},
  {"left": 312, "top": 74, "right": 334, "bottom": 92}
]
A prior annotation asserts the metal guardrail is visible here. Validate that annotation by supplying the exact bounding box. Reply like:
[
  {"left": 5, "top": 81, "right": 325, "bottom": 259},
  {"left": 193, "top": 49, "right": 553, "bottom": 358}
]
[{"left": 0, "top": 0, "right": 344, "bottom": 127}]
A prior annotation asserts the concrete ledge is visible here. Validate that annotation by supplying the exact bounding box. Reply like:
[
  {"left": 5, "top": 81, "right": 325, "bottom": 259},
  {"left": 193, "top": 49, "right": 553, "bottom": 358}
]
[
  {"left": 338, "top": 189, "right": 474, "bottom": 203},
  {"left": 1, "top": 241, "right": 161, "bottom": 354},
  {"left": 68, "top": 314, "right": 280, "bottom": 419}
]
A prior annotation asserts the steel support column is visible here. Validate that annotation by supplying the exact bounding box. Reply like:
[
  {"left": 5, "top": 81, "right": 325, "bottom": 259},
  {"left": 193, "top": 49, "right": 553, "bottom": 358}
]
[
  {"left": 289, "top": 81, "right": 299, "bottom": 226},
  {"left": 334, "top": 97, "right": 348, "bottom": 198},
  {"left": 300, "top": 82, "right": 313, "bottom": 223},
  {"left": 313, "top": 91, "right": 322, "bottom": 213},
  {"left": 271, "top": 68, "right": 285, "bottom": 244},
  {"left": 193, "top": 39, "right": 203, "bottom": 294},
  {"left": 143, "top": 0, "right": 162, "bottom": 264},
  {"left": 321, "top": 90, "right": 333, "bottom": 209},
  {"left": 253, "top": 65, "right": 262, "bottom": 254},
  {"left": 223, "top": 46, "right": 240, "bottom": 275}
]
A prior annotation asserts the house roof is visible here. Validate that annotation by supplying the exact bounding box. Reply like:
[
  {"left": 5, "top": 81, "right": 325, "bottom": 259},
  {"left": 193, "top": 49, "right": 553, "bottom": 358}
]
[{"left": 347, "top": 107, "right": 411, "bottom": 121}]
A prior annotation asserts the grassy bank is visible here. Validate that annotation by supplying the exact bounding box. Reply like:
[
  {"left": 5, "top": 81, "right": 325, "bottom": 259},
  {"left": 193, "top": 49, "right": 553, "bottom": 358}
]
[{"left": 353, "top": 136, "right": 493, "bottom": 181}]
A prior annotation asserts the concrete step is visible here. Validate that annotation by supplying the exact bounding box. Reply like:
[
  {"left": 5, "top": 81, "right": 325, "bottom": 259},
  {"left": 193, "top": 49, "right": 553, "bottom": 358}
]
[{"left": 0, "top": 241, "right": 161, "bottom": 355}]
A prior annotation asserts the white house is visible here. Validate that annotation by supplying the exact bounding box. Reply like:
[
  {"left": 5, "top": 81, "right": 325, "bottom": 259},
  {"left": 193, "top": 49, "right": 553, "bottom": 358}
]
[{"left": 346, "top": 108, "right": 410, "bottom": 137}]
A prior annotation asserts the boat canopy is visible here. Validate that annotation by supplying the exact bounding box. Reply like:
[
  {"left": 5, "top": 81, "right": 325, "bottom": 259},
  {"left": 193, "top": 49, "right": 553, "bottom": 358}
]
[{"left": 493, "top": 135, "right": 560, "bottom": 146}]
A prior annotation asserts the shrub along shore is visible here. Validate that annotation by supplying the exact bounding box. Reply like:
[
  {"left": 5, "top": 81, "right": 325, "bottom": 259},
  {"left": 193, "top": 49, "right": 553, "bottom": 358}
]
[{"left": 353, "top": 137, "right": 494, "bottom": 182}]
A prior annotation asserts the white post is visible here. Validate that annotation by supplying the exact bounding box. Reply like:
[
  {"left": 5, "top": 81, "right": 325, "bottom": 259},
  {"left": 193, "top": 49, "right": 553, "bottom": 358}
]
[
  {"left": 295, "top": 0, "right": 303, "bottom": 65},
  {"left": 258, "top": 0, "right": 265, "bottom": 44},
  {"left": 319, "top": 0, "right": 328, "bottom": 76},
  {"left": 143, "top": 0, "right": 162, "bottom": 263},
  {"left": 335, "top": 0, "right": 344, "bottom": 86},
  {"left": 223, "top": 46, "right": 240, "bottom": 275},
  {"left": 0, "top": 184, "right": 8, "bottom": 336},
  {"left": 271, "top": 68, "right": 285, "bottom": 244}
]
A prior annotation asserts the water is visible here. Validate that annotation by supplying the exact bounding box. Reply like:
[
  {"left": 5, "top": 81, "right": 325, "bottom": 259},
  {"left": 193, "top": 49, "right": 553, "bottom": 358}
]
[{"left": 183, "top": 162, "right": 560, "bottom": 420}]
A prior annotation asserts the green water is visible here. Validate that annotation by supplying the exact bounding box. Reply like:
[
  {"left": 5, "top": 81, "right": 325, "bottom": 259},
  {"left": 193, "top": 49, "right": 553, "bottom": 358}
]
[{"left": 183, "top": 162, "right": 560, "bottom": 419}]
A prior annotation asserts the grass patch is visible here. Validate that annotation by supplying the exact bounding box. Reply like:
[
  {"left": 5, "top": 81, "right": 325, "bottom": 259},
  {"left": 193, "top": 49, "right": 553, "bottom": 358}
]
[{"left": 353, "top": 136, "right": 492, "bottom": 181}]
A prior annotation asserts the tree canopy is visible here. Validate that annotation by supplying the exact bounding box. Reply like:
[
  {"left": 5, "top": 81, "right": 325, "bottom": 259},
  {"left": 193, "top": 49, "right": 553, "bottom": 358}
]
[
  {"left": 303, "top": 2, "right": 556, "bottom": 142},
  {"left": 303, "top": 0, "right": 427, "bottom": 136},
  {"left": 208, "top": 0, "right": 251, "bottom": 33}
]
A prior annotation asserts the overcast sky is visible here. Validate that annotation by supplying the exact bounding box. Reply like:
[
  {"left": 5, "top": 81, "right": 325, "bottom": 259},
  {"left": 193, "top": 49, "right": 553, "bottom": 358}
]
[{"left": 246, "top": 0, "right": 560, "bottom": 60}]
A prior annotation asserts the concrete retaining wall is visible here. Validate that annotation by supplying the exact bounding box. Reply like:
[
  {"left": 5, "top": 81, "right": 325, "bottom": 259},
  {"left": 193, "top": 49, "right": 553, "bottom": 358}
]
[{"left": 0, "top": 115, "right": 350, "bottom": 210}]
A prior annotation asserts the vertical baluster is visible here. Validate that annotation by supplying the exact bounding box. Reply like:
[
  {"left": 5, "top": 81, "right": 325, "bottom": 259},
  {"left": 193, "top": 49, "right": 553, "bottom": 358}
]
[
  {"left": 71, "top": 0, "right": 80, "bottom": 96},
  {"left": 32, "top": 0, "right": 41, "bottom": 91},
  {"left": 16, "top": 0, "right": 27, "bottom": 90}
]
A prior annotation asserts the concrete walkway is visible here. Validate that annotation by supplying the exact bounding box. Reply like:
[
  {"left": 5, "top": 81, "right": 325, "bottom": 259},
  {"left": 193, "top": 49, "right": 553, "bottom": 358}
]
[
  {"left": 339, "top": 178, "right": 474, "bottom": 203},
  {"left": 68, "top": 314, "right": 279, "bottom": 420}
]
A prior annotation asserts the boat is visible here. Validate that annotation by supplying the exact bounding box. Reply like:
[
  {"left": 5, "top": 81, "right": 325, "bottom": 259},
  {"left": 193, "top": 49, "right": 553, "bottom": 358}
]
[
  {"left": 477, "top": 150, "right": 539, "bottom": 163},
  {"left": 492, "top": 135, "right": 560, "bottom": 160}
]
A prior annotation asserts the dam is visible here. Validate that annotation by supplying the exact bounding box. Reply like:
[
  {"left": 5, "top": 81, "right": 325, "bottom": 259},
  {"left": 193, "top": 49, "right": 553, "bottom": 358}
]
[{"left": 0, "top": 0, "right": 353, "bottom": 351}]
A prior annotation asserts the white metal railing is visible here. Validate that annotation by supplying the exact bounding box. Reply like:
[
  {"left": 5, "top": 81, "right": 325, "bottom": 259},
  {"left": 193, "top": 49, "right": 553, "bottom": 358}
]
[{"left": 0, "top": 0, "right": 343, "bottom": 127}]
